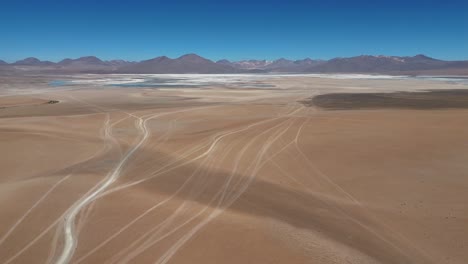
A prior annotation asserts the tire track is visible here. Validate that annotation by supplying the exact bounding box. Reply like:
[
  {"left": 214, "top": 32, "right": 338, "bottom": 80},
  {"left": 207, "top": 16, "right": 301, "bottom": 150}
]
[{"left": 0, "top": 174, "right": 71, "bottom": 245}]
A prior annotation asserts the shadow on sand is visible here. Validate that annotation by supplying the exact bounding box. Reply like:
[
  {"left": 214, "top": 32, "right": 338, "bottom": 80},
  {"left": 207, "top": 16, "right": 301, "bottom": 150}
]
[{"left": 303, "top": 89, "right": 468, "bottom": 110}]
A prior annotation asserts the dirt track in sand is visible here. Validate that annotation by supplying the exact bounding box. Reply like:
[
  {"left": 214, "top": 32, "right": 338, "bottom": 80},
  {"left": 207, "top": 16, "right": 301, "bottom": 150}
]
[{"left": 0, "top": 75, "right": 467, "bottom": 264}]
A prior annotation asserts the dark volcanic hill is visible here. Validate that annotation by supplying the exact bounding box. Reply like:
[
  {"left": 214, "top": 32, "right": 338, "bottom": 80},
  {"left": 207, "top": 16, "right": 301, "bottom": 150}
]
[
  {"left": 118, "top": 54, "right": 237, "bottom": 74},
  {"left": 0, "top": 60, "right": 7, "bottom": 65},
  {"left": 12, "top": 57, "right": 55, "bottom": 66},
  {"left": 58, "top": 56, "right": 107, "bottom": 66},
  {"left": 54, "top": 56, "right": 132, "bottom": 73}
]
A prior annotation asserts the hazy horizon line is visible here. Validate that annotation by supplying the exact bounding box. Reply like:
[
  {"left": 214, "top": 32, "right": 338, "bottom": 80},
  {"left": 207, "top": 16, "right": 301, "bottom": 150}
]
[{"left": 2, "top": 52, "right": 468, "bottom": 64}]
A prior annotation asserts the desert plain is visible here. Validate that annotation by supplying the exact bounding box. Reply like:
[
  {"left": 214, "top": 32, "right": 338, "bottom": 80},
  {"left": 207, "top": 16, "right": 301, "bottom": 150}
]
[{"left": 0, "top": 74, "right": 467, "bottom": 264}]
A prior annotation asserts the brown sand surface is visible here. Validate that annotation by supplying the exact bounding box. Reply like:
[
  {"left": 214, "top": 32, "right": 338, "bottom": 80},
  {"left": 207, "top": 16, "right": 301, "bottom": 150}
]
[{"left": 0, "top": 75, "right": 467, "bottom": 264}]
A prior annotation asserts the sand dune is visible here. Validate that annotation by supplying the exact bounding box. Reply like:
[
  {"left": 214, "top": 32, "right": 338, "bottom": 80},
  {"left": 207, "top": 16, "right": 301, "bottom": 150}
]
[{"left": 0, "top": 75, "right": 467, "bottom": 264}]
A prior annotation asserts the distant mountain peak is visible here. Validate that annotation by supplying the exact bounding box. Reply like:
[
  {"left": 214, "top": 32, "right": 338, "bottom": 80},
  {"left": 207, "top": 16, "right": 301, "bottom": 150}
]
[
  {"left": 75, "top": 56, "right": 104, "bottom": 63},
  {"left": 151, "top": 56, "right": 170, "bottom": 61},
  {"left": 58, "top": 58, "right": 73, "bottom": 65},
  {"left": 58, "top": 56, "right": 107, "bottom": 66},
  {"left": 216, "top": 59, "right": 231, "bottom": 64},
  {"left": 13, "top": 57, "right": 55, "bottom": 66},
  {"left": 22, "top": 57, "right": 40, "bottom": 62},
  {"left": 142, "top": 56, "right": 170, "bottom": 64},
  {"left": 178, "top": 53, "right": 204, "bottom": 59},
  {"left": 176, "top": 54, "right": 213, "bottom": 64},
  {"left": 14, "top": 57, "right": 41, "bottom": 65},
  {"left": 413, "top": 54, "right": 435, "bottom": 60}
]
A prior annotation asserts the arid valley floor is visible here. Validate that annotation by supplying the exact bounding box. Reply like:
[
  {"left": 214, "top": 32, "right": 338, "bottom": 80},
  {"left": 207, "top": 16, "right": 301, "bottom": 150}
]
[{"left": 0, "top": 74, "right": 467, "bottom": 264}]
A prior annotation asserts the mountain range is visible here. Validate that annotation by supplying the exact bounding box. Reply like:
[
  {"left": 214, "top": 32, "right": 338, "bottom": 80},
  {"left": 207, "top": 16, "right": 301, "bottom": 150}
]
[{"left": 1, "top": 53, "right": 467, "bottom": 75}]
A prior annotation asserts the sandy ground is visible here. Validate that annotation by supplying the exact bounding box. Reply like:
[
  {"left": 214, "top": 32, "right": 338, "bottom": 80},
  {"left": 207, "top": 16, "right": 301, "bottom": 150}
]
[{"left": 0, "top": 75, "right": 467, "bottom": 264}]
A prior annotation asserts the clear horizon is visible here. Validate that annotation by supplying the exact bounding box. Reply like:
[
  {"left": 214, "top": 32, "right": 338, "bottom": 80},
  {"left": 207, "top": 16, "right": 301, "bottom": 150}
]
[
  {"left": 1, "top": 53, "right": 465, "bottom": 64},
  {"left": 1, "top": 0, "right": 467, "bottom": 62}
]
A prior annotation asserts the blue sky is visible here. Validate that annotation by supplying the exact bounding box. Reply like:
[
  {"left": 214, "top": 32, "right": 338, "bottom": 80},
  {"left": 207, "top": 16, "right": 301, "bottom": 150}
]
[{"left": 1, "top": 0, "right": 467, "bottom": 62}]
